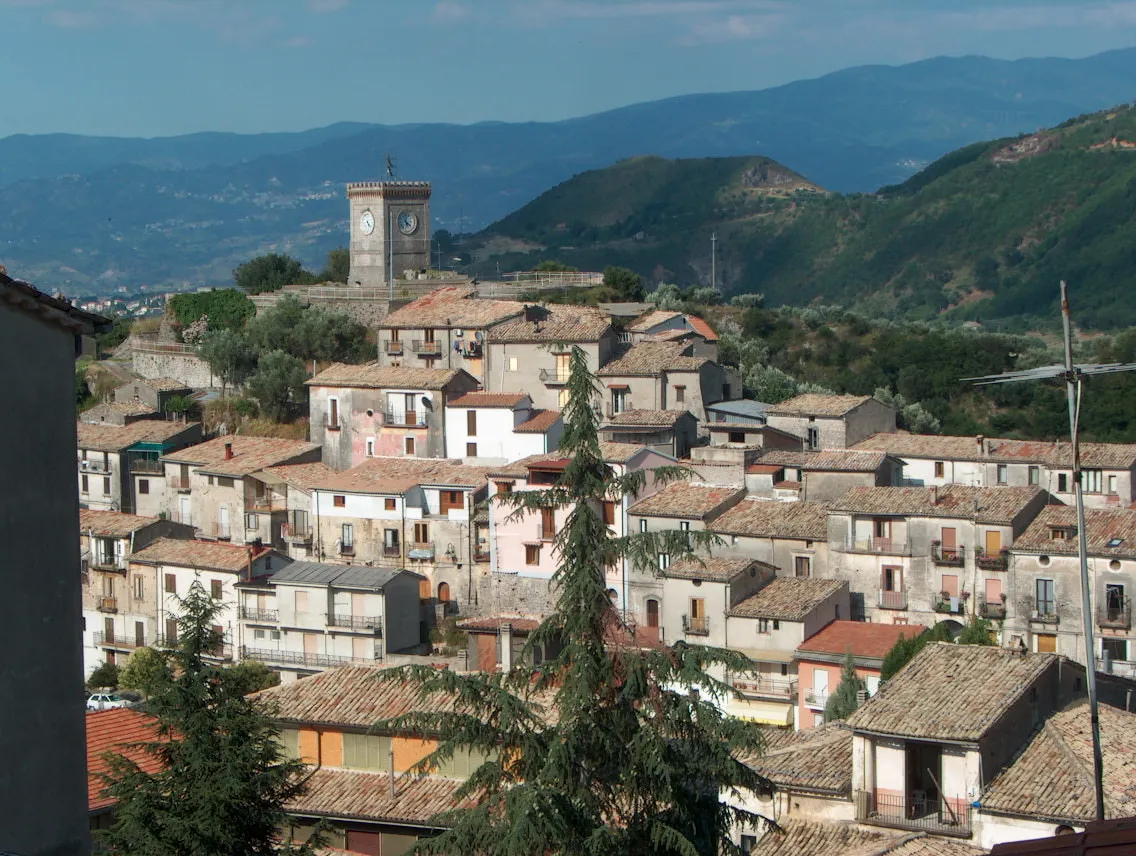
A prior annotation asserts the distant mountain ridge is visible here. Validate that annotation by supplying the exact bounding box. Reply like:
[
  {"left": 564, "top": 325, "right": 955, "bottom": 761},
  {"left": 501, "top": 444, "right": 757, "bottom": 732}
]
[{"left": 4, "top": 48, "right": 1136, "bottom": 294}]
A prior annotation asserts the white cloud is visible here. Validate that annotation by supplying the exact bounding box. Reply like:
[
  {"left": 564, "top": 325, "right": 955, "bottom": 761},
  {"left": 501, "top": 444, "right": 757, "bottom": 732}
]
[{"left": 681, "top": 12, "right": 786, "bottom": 43}]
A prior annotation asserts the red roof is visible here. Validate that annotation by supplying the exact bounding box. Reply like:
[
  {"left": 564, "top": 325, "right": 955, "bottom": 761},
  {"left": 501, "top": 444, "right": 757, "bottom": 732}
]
[
  {"left": 991, "top": 818, "right": 1136, "bottom": 855},
  {"left": 797, "top": 620, "right": 927, "bottom": 661},
  {"left": 516, "top": 409, "right": 561, "bottom": 433},
  {"left": 86, "top": 708, "right": 162, "bottom": 813},
  {"left": 686, "top": 315, "right": 718, "bottom": 341}
]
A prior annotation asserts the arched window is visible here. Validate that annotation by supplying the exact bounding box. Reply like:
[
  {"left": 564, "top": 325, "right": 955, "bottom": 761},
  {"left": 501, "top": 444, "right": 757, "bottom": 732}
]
[{"left": 437, "top": 582, "right": 451, "bottom": 603}]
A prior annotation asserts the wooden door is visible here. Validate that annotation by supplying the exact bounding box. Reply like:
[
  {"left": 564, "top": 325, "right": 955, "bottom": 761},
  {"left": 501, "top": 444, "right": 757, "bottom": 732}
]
[
  {"left": 134, "top": 621, "right": 145, "bottom": 647},
  {"left": 646, "top": 599, "right": 659, "bottom": 628},
  {"left": 985, "top": 530, "right": 1002, "bottom": 554},
  {"left": 985, "top": 578, "right": 1002, "bottom": 603},
  {"left": 941, "top": 574, "right": 959, "bottom": 597},
  {"left": 104, "top": 617, "right": 115, "bottom": 643},
  {"left": 555, "top": 353, "right": 571, "bottom": 381},
  {"left": 1036, "top": 633, "right": 1057, "bottom": 653},
  {"left": 437, "top": 582, "right": 451, "bottom": 603},
  {"left": 941, "top": 527, "right": 957, "bottom": 558},
  {"left": 303, "top": 633, "right": 319, "bottom": 656}
]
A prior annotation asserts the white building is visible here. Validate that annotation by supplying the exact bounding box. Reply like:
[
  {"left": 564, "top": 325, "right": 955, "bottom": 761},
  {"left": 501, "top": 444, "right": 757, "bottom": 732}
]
[{"left": 443, "top": 391, "right": 563, "bottom": 463}]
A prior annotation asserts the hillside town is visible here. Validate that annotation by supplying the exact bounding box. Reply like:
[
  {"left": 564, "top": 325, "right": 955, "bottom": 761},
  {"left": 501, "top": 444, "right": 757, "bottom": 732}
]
[{"left": 8, "top": 156, "right": 1136, "bottom": 855}]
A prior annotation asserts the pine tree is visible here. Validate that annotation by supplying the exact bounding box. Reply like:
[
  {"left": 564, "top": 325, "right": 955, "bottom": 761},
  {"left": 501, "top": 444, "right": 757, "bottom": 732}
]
[
  {"left": 378, "top": 346, "right": 772, "bottom": 855},
  {"left": 98, "top": 582, "right": 313, "bottom": 856},
  {"left": 824, "top": 649, "right": 865, "bottom": 721}
]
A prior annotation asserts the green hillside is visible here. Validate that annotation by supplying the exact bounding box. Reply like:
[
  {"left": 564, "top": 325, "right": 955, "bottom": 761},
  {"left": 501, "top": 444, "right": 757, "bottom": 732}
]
[{"left": 473, "top": 106, "right": 1136, "bottom": 330}]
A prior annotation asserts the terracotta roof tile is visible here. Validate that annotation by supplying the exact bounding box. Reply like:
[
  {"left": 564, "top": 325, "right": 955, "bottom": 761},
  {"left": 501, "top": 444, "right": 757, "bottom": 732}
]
[
  {"left": 628, "top": 484, "right": 744, "bottom": 519},
  {"left": 485, "top": 443, "right": 646, "bottom": 477},
  {"left": 831, "top": 485, "right": 1043, "bottom": 525},
  {"left": 741, "top": 725, "right": 851, "bottom": 795},
  {"left": 1013, "top": 506, "right": 1136, "bottom": 559},
  {"left": 79, "top": 508, "right": 160, "bottom": 537},
  {"left": 86, "top": 708, "right": 162, "bottom": 812},
  {"left": 314, "top": 457, "right": 488, "bottom": 494},
  {"left": 486, "top": 304, "right": 611, "bottom": 343},
  {"left": 710, "top": 500, "right": 830, "bottom": 541},
  {"left": 306, "top": 362, "right": 469, "bottom": 390},
  {"left": 628, "top": 309, "right": 683, "bottom": 332},
  {"left": 757, "top": 449, "right": 890, "bottom": 473},
  {"left": 661, "top": 556, "right": 775, "bottom": 582},
  {"left": 77, "top": 420, "right": 200, "bottom": 452},
  {"left": 258, "top": 462, "right": 338, "bottom": 491},
  {"left": 852, "top": 432, "right": 1136, "bottom": 470},
  {"left": 982, "top": 703, "right": 1136, "bottom": 824},
  {"left": 603, "top": 409, "right": 691, "bottom": 427},
  {"left": 767, "top": 394, "right": 874, "bottom": 417},
  {"left": 286, "top": 767, "right": 470, "bottom": 826},
  {"left": 380, "top": 288, "right": 522, "bottom": 329},
  {"left": 457, "top": 616, "right": 540, "bottom": 633},
  {"left": 128, "top": 537, "right": 271, "bottom": 573},
  {"left": 161, "top": 435, "right": 319, "bottom": 477},
  {"left": 140, "top": 377, "right": 194, "bottom": 392},
  {"left": 83, "top": 400, "right": 158, "bottom": 418},
  {"left": 797, "top": 620, "right": 927, "bottom": 661},
  {"left": 686, "top": 315, "right": 719, "bottom": 342},
  {"left": 748, "top": 820, "right": 985, "bottom": 856},
  {"left": 729, "top": 578, "right": 846, "bottom": 621},
  {"left": 598, "top": 340, "right": 706, "bottom": 376},
  {"left": 447, "top": 392, "right": 530, "bottom": 408},
  {"left": 514, "top": 409, "right": 561, "bottom": 433},
  {"left": 846, "top": 643, "right": 1057, "bottom": 741}
]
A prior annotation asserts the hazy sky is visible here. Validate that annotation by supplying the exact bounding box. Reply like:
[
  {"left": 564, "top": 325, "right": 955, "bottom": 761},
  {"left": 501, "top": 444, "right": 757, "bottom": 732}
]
[{"left": 4, "top": 0, "right": 1136, "bottom": 138}]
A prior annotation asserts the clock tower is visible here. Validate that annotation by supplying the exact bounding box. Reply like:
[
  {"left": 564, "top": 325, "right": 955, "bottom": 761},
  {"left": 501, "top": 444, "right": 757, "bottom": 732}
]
[{"left": 346, "top": 180, "right": 432, "bottom": 288}]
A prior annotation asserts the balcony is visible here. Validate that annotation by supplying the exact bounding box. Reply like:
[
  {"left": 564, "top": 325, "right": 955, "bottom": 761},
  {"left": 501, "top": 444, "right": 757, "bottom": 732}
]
[
  {"left": 383, "top": 544, "right": 402, "bottom": 558},
  {"left": 606, "top": 402, "right": 635, "bottom": 418},
  {"left": 975, "top": 549, "right": 1009, "bottom": 571},
  {"left": 239, "top": 606, "right": 279, "bottom": 623},
  {"left": 169, "top": 511, "right": 192, "bottom": 526},
  {"left": 978, "top": 597, "right": 1007, "bottom": 620},
  {"left": 681, "top": 614, "right": 710, "bottom": 636},
  {"left": 93, "top": 631, "right": 145, "bottom": 650},
  {"left": 538, "top": 368, "right": 570, "bottom": 387},
  {"left": 90, "top": 558, "right": 126, "bottom": 573},
  {"left": 474, "top": 549, "right": 491, "bottom": 563},
  {"left": 328, "top": 613, "right": 384, "bottom": 634},
  {"left": 408, "top": 542, "right": 435, "bottom": 561},
  {"left": 878, "top": 589, "right": 907, "bottom": 610},
  {"left": 79, "top": 459, "right": 112, "bottom": 475},
  {"left": 730, "top": 675, "right": 798, "bottom": 701},
  {"left": 339, "top": 542, "right": 356, "bottom": 556},
  {"left": 130, "top": 458, "right": 165, "bottom": 475},
  {"left": 804, "top": 688, "right": 829, "bottom": 710},
  {"left": 384, "top": 410, "right": 428, "bottom": 428},
  {"left": 248, "top": 495, "right": 283, "bottom": 512},
  {"left": 1030, "top": 602, "right": 1060, "bottom": 624},
  {"left": 841, "top": 537, "right": 911, "bottom": 556},
  {"left": 933, "top": 594, "right": 968, "bottom": 615},
  {"left": 241, "top": 646, "right": 378, "bottom": 669},
  {"left": 931, "top": 543, "right": 965, "bottom": 568},
  {"left": 167, "top": 476, "right": 191, "bottom": 491},
  {"left": 1098, "top": 599, "right": 1132, "bottom": 630},
  {"left": 200, "top": 522, "right": 231, "bottom": 541},
  {"left": 97, "top": 596, "right": 118, "bottom": 613},
  {"left": 282, "top": 523, "right": 312, "bottom": 544},
  {"left": 855, "top": 790, "right": 971, "bottom": 838},
  {"left": 412, "top": 339, "right": 443, "bottom": 357},
  {"left": 384, "top": 340, "right": 404, "bottom": 356}
]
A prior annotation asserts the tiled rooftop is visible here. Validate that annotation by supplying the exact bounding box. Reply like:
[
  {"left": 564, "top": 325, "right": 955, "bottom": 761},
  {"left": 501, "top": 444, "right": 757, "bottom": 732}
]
[
  {"left": 709, "top": 499, "right": 830, "bottom": 541},
  {"left": 830, "top": 485, "right": 1043, "bottom": 525},
  {"left": 748, "top": 820, "right": 985, "bottom": 856},
  {"left": 598, "top": 340, "right": 706, "bottom": 376},
  {"left": 379, "top": 287, "right": 522, "bottom": 329},
  {"left": 514, "top": 409, "right": 561, "bottom": 433},
  {"left": 983, "top": 703, "right": 1136, "bottom": 823},
  {"left": 661, "top": 556, "right": 774, "bottom": 582},
  {"left": 846, "top": 643, "right": 1057, "bottom": 742},
  {"left": 314, "top": 457, "right": 488, "bottom": 494},
  {"left": 628, "top": 484, "right": 743, "bottom": 519},
  {"left": 77, "top": 420, "right": 199, "bottom": 452},
  {"left": 129, "top": 537, "right": 272, "bottom": 573},
  {"left": 757, "top": 449, "right": 890, "bottom": 473},
  {"left": 83, "top": 400, "right": 157, "bottom": 418},
  {"left": 86, "top": 708, "right": 162, "bottom": 813},
  {"left": 1013, "top": 506, "right": 1136, "bottom": 559},
  {"left": 79, "top": 508, "right": 159, "bottom": 537},
  {"left": 603, "top": 409, "right": 690, "bottom": 428},
  {"left": 258, "top": 461, "right": 338, "bottom": 491},
  {"left": 628, "top": 309, "right": 683, "bottom": 332},
  {"left": 286, "top": 767, "right": 470, "bottom": 826},
  {"left": 767, "top": 393, "right": 874, "bottom": 417},
  {"left": 161, "top": 435, "right": 319, "bottom": 477},
  {"left": 486, "top": 443, "right": 647, "bottom": 478},
  {"left": 852, "top": 432, "right": 1136, "bottom": 470},
  {"left": 685, "top": 315, "right": 718, "bottom": 342},
  {"left": 447, "top": 392, "right": 530, "bottom": 408},
  {"left": 741, "top": 724, "right": 851, "bottom": 795},
  {"left": 729, "top": 578, "right": 846, "bottom": 621},
  {"left": 124, "top": 376, "right": 192, "bottom": 392},
  {"left": 306, "top": 363, "right": 467, "bottom": 390},
  {"left": 485, "top": 303, "right": 611, "bottom": 343},
  {"left": 797, "top": 620, "right": 926, "bottom": 661}
]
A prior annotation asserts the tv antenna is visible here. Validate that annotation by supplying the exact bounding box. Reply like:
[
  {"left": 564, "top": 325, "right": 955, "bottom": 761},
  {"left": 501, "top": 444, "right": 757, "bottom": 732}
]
[{"left": 385, "top": 153, "right": 397, "bottom": 179}]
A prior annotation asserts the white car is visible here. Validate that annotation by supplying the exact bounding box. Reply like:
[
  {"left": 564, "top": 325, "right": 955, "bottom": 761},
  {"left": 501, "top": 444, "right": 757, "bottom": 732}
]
[{"left": 86, "top": 692, "right": 131, "bottom": 712}]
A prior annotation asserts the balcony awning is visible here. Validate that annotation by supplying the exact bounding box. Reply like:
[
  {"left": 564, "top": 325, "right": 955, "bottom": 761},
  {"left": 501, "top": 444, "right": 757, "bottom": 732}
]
[
  {"left": 732, "top": 647, "right": 795, "bottom": 664},
  {"left": 408, "top": 548, "right": 435, "bottom": 560},
  {"left": 729, "top": 698, "right": 793, "bottom": 726}
]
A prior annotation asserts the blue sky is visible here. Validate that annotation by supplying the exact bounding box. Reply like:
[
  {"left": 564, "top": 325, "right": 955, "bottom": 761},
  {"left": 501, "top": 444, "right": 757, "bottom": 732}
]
[{"left": 4, "top": 0, "right": 1136, "bottom": 138}]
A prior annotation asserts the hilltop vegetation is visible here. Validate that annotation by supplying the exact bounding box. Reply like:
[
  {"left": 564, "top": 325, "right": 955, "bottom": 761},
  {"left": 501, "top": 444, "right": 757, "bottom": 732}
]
[{"left": 473, "top": 106, "right": 1136, "bottom": 331}]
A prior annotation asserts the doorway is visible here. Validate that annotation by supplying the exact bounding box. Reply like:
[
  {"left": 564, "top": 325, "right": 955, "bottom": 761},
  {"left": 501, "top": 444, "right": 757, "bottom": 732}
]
[{"left": 906, "top": 742, "right": 943, "bottom": 817}]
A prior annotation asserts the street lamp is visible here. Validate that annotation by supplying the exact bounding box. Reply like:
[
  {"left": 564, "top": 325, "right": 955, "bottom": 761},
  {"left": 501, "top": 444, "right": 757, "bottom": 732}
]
[{"left": 966, "top": 280, "right": 1136, "bottom": 822}]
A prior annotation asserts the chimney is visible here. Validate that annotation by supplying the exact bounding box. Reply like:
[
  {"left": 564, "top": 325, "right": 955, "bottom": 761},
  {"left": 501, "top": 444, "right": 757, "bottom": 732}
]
[
  {"left": 931, "top": 485, "right": 939, "bottom": 505},
  {"left": 224, "top": 441, "right": 233, "bottom": 460},
  {"left": 976, "top": 434, "right": 986, "bottom": 458}
]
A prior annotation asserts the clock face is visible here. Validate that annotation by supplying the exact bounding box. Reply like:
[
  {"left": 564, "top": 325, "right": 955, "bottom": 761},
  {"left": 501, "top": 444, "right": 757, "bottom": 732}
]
[
  {"left": 359, "top": 210, "right": 375, "bottom": 235},
  {"left": 397, "top": 210, "right": 419, "bottom": 235}
]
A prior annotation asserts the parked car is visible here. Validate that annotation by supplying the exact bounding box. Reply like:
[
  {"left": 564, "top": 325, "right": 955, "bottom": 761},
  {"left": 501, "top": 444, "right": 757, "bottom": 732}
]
[{"left": 86, "top": 692, "right": 131, "bottom": 711}]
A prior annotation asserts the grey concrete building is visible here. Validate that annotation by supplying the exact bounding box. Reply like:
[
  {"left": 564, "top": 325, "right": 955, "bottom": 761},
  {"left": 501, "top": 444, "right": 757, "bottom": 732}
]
[
  {"left": 599, "top": 409, "right": 700, "bottom": 459},
  {"left": 765, "top": 394, "right": 897, "bottom": 450},
  {"left": 1, "top": 271, "right": 109, "bottom": 856},
  {"left": 114, "top": 376, "right": 194, "bottom": 413},
  {"left": 708, "top": 499, "right": 833, "bottom": 580},
  {"left": 751, "top": 449, "right": 904, "bottom": 502},
  {"left": 347, "top": 180, "right": 432, "bottom": 287}
]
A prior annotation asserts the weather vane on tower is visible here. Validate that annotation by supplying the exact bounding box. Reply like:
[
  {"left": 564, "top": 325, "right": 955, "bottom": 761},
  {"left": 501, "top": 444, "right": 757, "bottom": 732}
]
[{"left": 385, "top": 153, "right": 396, "bottom": 179}]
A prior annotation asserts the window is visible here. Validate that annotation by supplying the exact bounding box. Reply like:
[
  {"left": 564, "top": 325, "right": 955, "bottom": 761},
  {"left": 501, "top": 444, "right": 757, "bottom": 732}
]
[
  {"left": 138, "top": 479, "right": 149, "bottom": 495},
  {"left": 540, "top": 507, "right": 556, "bottom": 540},
  {"left": 365, "top": 438, "right": 375, "bottom": 457},
  {"left": 441, "top": 490, "right": 464, "bottom": 513},
  {"left": 164, "top": 573, "right": 176, "bottom": 595},
  {"left": 333, "top": 495, "right": 346, "bottom": 508},
  {"left": 467, "top": 442, "right": 478, "bottom": 457},
  {"left": 688, "top": 597, "right": 705, "bottom": 633},
  {"left": 602, "top": 501, "right": 617, "bottom": 526},
  {"left": 882, "top": 565, "right": 902, "bottom": 591},
  {"left": 254, "top": 628, "right": 265, "bottom": 640},
  {"left": 295, "top": 591, "right": 309, "bottom": 613},
  {"left": 405, "top": 436, "right": 416, "bottom": 455},
  {"left": 507, "top": 356, "right": 518, "bottom": 372},
  {"left": 103, "top": 477, "right": 111, "bottom": 495},
  {"left": 741, "top": 835, "right": 757, "bottom": 855},
  {"left": 639, "top": 518, "right": 648, "bottom": 533},
  {"left": 674, "top": 385, "right": 685, "bottom": 404},
  {"left": 467, "top": 410, "right": 477, "bottom": 435},
  {"left": 342, "top": 733, "right": 393, "bottom": 771},
  {"left": 1082, "top": 469, "right": 1103, "bottom": 493},
  {"left": 1109, "top": 474, "right": 1118, "bottom": 495},
  {"left": 1036, "top": 578, "right": 1055, "bottom": 616},
  {"left": 385, "top": 497, "right": 397, "bottom": 511},
  {"left": 414, "top": 522, "right": 429, "bottom": 544},
  {"left": 81, "top": 474, "right": 88, "bottom": 493},
  {"left": 758, "top": 618, "right": 771, "bottom": 634},
  {"left": 934, "top": 461, "right": 945, "bottom": 479},
  {"left": 558, "top": 388, "right": 570, "bottom": 407},
  {"left": 1058, "top": 473, "right": 1069, "bottom": 492},
  {"left": 728, "top": 431, "right": 745, "bottom": 444},
  {"left": 794, "top": 556, "right": 811, "bottom": 578},
  {"left": 1035, "top": 632, "right": 1057, "bottom": 653},
  {"left": 134, "top": 576, "right": 145, "bottom": 600},
  {"left": 941, "top": 574, "right": 959, "bottom": 597},
  {"left": 1103, "top": 637, "right": 1128, "bottom": 663},
  {"left": 328, "top": 397, "right": 339, "bottom": 429},
  {"left": 806, "top": 427, "right": 819, "bottom": 451},
  {"left": 245, "top": 513, "right": 258, "bottom": 531},
  {"left": 497, "top": 481, "right": 513, "bottom": 495},
  {"left": 164, "top": 618, "right": 178, "bottom": 646},
  {"left": 384, "top": 528, "right": 400, "bottom": 555},
  {"left": 997, "top": 464, "right": 1008, "bottom": 485},
  {"left": 1028, "top": 465, "right": 1040, "bottom": 485},
  {"left": 525, "top": 544, "right": 541, "bottom": 565},
  {"left": 341, "top": 523, "right": 355, "bottom": 552},
  {"left": 658, "top": 553, "right": 671, "bottom": 571},
  {"left": 210, "top": 579, "right": 223, "bottom": 600}
]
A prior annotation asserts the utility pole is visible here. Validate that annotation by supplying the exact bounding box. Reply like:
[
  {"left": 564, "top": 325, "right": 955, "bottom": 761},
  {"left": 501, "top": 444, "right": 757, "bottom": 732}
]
[
  {"left": 967, "top": 280, "right": 1136, "bottom": 823},
  {"left": 711, "top": 232, "right": 718, "bottom": 291}
]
